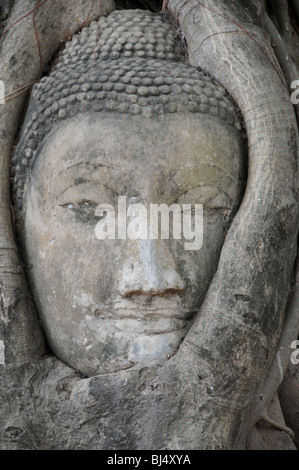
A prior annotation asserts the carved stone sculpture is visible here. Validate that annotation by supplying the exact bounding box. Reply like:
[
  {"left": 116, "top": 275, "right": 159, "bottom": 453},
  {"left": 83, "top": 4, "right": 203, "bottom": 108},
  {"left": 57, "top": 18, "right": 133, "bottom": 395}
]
[
  {"left": 0, "top": 0, "right": 298, "bottom": 450},
  {"left": 12, "top": 11, "right": 245, "bottom": 377}
]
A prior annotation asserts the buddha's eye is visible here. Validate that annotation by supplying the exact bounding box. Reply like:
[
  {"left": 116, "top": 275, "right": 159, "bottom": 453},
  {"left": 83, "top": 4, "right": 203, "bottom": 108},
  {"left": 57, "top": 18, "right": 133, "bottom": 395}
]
[{"left": 59, "top": 201, "right": 99, "bottom": 224}]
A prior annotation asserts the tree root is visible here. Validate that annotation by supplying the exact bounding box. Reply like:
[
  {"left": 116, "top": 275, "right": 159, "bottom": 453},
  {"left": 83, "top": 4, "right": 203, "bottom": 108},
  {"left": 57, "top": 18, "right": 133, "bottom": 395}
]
[
  {"left": 264, "top": 13, "right": 299, "bottom": 123},
  {"left": 260, "top": 413, "right": 295, "bottom": 439},
  {"left": 268, "top": 0, "right": 294, "bottom": 53},
  {"left": 251, "top": 236, "right": 299, "bottom": 433}
]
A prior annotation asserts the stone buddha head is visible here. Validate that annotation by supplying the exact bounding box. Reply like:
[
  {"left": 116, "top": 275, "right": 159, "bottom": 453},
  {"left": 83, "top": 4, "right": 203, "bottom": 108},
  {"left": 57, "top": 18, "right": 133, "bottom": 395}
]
[{"left": 12, "top": 10, "right": 246, "bottom": 377}]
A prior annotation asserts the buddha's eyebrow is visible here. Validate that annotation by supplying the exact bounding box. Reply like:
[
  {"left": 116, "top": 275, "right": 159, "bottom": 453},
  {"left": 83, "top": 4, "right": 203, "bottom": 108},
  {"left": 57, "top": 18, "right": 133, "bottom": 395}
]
[
  {"left": 63, "top": 160, "right": 113, "bottom": 172},
  {"left": 47, "top": 160, "right": 113, "bottom": 185}
]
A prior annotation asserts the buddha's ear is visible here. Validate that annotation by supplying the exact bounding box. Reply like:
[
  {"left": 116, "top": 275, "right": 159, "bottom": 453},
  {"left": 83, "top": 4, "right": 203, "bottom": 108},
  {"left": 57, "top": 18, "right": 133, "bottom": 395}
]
[
  {"left": 0, "top": 0, "right": 115, "bottom": 369},
  {"left": 168, "top": 0, "right": 299, "bottom": 447}
]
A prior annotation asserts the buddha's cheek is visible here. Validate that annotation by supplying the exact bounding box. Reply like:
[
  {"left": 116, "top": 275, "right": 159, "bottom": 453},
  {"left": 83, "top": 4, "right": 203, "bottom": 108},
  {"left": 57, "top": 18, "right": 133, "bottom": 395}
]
[
  {"left": 170, "top": 212, "right": 228, "bottom": 308},
  {"left": 25, "top": 205, "right": 122, "bottom": 319}
]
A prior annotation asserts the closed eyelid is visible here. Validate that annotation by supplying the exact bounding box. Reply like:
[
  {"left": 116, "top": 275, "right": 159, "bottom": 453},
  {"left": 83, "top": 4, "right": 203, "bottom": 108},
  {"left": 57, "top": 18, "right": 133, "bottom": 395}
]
[{"left": 176, "top": 186, "right": 233, "bottom": 210}]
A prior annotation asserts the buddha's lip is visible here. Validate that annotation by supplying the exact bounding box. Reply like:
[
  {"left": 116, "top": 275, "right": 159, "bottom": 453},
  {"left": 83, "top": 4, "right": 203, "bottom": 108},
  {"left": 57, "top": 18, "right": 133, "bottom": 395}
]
[
  {"left": 92, "top": 298, "right": 197, "bottom": 320},
  {"left": 93, "top": 311, "right": 196, "bottom": 321},
  {"left": 90, "top": 312, "right": 193, "bottom": 335},
  {"left": 111, "top": 309, "right": 196, "bottom": 320}
]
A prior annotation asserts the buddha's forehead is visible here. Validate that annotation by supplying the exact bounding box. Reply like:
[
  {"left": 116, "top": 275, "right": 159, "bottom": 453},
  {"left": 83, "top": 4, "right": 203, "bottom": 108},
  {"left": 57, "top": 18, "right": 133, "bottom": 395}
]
[{"left": 33, "top": 112, "right": 244, "bottom": 201}]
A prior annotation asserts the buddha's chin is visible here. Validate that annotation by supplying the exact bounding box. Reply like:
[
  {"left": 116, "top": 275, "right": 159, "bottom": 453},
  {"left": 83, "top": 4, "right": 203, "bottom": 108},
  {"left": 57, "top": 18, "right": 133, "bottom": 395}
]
[
  {"left": 50, "top": 317, "right": 192, "bottom": 376},
  {"left": 127, "top": 328, "right": 188, "bottom": 364},
  {"left": 93, "top": 328, "right": 189, "bottom": 375},
  {"left": 93, "top": 315, "right": 191, "bottom": 362}
]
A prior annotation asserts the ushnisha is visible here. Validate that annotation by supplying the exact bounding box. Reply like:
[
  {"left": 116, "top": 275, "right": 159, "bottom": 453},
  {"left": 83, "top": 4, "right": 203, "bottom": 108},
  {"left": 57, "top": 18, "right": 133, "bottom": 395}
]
[{"left": 12, "top": 9, "right": 242, "bottom": 210}]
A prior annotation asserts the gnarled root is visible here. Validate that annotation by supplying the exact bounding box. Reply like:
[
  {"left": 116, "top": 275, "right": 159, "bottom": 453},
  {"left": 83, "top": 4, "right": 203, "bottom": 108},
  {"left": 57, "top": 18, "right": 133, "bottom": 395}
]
[{"left": 260, "top": 413, "right": 295, "bottom": 439}]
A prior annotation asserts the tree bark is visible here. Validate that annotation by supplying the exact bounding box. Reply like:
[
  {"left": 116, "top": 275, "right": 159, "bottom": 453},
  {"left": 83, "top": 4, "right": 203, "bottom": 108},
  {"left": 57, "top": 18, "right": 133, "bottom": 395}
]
[
  {"left": 268, "top": 0, "right": 294, "bottom": 54},
  {"left": 0, "top": 0, "right": 298, "bottom": 450}
]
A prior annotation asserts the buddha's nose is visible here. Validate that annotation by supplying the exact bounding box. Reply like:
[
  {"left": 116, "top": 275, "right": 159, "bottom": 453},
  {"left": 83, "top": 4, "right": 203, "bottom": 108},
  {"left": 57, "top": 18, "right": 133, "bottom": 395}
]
[{"left": 118, "top": 238, "right": 185, "bottom": 297}]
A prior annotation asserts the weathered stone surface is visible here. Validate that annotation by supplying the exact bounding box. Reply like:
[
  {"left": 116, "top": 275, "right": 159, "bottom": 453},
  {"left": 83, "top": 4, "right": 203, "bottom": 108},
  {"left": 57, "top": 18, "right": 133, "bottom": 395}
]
[
  {"left": 21, "top": 112, "right": 245, "bottom": 376},
  {"left": 0, "top": 2, "right": 298, "bottom": 450},
  {"left": 246, "top": 394, "right": 297, "bottom": 450},
  {"left": 10, "top": 9, "right": 245, "bottom": 378}
]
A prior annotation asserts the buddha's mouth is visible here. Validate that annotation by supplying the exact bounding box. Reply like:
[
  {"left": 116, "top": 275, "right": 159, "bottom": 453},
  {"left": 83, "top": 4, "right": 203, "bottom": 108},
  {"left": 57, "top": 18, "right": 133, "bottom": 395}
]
[
  {"left": 114, "top": 296, "right": 197, "bottom": 320},
  {"left": 94, "top": 317, "right": 192, "bottom": 335},
  {"left": 93, "top": 296, "right": 197, "bottom": 329},
  {"left": 90, "top": 299, "right": 197, "bottom": 335}
]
